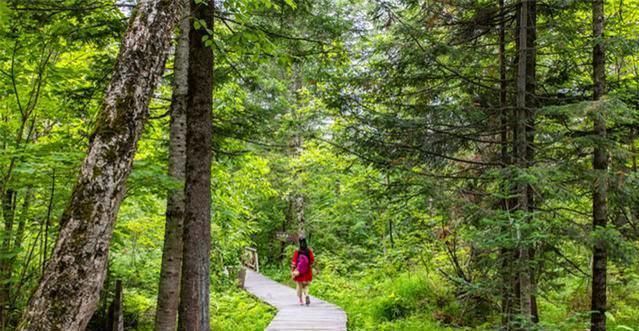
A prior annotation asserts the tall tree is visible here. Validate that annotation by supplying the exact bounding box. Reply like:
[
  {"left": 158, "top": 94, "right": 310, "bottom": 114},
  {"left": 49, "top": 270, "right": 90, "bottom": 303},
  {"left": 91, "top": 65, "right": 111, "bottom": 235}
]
[
  {"left": 178, "top": 0, "right": 214, "bottom": 330},
  {"left": 524, "top": 0, "right": 538, "bottom": 323},
  {"left": 498, "top": 0, "right": 516, "bottom": 326},
  {"left": 16, "top": 0, "right": 179, "bottom": 329},
  {"left": 591, "top": 0, "right": 608, "bottom": 330},
  {"left": 515, "top": 0, "right": 533, "bottom": 323},
  {"left": 154, "top": 0, "right": 190, "bottom": 329},
  {"left": 288, "top": 64, "right": 306, "bottom": 238}
]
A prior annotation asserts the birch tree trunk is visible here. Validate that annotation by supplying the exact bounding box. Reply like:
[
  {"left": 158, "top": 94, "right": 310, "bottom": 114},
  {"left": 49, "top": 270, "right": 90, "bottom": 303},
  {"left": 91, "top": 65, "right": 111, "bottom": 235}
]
[
  {"left": 17, "top": 1, "right": 179, "bottom": 330},
  {"left": 154, "top": 0, "right": 190, "bottom": 329},
  {"left": 178, "top": 1, "right": 214, "bottom": 330},
  {"left": 591, "top": 0, "right": 608, "bottom": 330}
]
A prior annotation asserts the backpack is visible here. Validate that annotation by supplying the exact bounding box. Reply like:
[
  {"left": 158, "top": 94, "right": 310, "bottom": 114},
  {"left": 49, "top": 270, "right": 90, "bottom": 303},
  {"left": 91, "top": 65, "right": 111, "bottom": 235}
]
[{"left": 296, "top": 253, "right": 310, "bottom": 275}]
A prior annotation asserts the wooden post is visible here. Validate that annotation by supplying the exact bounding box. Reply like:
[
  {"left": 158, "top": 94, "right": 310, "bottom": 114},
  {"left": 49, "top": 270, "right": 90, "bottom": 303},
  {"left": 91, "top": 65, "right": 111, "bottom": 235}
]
[{"left": 238, "top": 268, "right": 246, "bottom": 289}]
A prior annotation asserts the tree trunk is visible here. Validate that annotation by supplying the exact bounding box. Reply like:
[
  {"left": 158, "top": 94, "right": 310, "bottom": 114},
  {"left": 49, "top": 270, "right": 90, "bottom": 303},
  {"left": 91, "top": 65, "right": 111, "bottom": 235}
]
[
  {"left": 0, "top": 189, "right": 16, "bottom": 330},
  {"left": 290, "top": 64, "right": 305, "bottom": 236},
  {"left": 154, "top": 0, "right": 190, "bottom": 329},
  {"left": 498, "top": 0, "right": 508, "bottom": 171},
  {"left": 42, "top": 171, "right": 56, "bottom": 275},
  {"left": 5, "top": 187, "right": 33, "bottom": 328},
  {"left": 106, "top": 280, "right": 124, "bottom": 331},
  {"left": 17, "top": 0, "right": 179, "bottom": 329},
  {"left": 632, "top": 129, "right": 638, "bottom": 229},
  {"left": 279, "top": 208, "right": 288, "bottom": 263},
  {"left": 291, "top": 193, "right": 304, "bottom": 235},
  {"left": 177, "top": 1, "right": 214, "bottom": 330},
  {"left": 515, "top": 0, "right": 532, "bottom": 325},
  {"left": 524, "top": 0, "right": 538, "bottom": 324},
  {"left": 498, "top": 0, "right": 515, "bottom": 327},
  {"left": 591, "top": 0, "right": 608, "bottom": 330},
  {"left": 13, "top": 187, "right": 33, "bottom": 265}
]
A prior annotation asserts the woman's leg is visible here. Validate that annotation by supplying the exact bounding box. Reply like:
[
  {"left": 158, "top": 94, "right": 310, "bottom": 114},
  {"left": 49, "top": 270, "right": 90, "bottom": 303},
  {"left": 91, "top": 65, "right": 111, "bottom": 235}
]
[
  {"left": 303, "top": 282, "right": 310, "bottom": 305},
  {"left": 296, "top": 282, "right": 303, "bottom": 303},
  {"left": 303, "top": 282, "right": 310, "bottom": 297}
]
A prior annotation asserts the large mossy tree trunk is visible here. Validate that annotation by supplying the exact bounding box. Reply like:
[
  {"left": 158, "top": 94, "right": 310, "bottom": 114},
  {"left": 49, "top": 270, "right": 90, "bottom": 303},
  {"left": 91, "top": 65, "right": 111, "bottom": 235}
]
[
  {"left": 177, "top": 1, "right": 214, "bottom": 330},
  {"left": 17, "top": 1, "right": 179, "bottom": 330},
  {"left": 591, "top": 0, "right": 608, "bottom": 330},
  {"left": 154, "top": 0, "right": 190, "bottom": 329}
]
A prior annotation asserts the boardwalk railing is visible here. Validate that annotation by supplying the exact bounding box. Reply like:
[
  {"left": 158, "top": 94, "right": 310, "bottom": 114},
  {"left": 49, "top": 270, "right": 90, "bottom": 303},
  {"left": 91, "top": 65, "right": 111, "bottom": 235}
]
[
  {"left": 243, "top": 247, "right": 259, "bottom": 272},
  {"left": 238, "top": 247, "right": 259, "bottom": 289}
]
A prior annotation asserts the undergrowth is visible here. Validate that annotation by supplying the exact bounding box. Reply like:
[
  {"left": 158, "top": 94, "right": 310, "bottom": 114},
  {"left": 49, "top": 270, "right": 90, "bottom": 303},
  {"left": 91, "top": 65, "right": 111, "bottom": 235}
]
[
  {"left": 262, "top": 252, "right": 639, "bottom": 331},
  {"left": 121, "top": 286, "right": 275, "bottom": 331}
]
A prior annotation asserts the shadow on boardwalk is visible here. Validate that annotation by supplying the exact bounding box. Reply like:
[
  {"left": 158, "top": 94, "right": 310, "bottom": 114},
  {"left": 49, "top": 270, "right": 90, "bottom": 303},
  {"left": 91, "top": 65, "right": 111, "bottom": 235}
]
[{"left": 243, "top": 269, "right": 347, "bottom": 331}]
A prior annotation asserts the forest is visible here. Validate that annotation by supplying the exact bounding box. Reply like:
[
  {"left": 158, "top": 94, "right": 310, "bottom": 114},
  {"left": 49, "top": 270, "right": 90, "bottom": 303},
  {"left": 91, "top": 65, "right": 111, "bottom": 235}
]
[{"left": 0, "top": 0, "right": 638, "bottom": 330}]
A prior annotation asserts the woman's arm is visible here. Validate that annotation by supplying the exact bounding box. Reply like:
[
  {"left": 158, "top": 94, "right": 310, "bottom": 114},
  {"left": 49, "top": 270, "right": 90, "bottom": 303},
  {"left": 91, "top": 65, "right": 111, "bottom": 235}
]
[{"left": 291, "top": 250, "right": 298, "bottom": 269}]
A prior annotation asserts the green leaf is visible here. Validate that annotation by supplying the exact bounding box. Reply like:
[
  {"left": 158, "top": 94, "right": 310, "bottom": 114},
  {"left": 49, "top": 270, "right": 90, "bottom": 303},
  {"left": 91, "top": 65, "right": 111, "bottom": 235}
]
[{"left": 284, "top": 0, "right": 296, "bottom": 9}]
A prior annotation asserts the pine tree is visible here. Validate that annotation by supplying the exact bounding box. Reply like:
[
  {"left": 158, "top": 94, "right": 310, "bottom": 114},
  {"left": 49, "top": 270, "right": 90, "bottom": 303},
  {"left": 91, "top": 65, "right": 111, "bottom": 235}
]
[
  {"left": 177, "top": 0, "right": 214, "bottom": 330},
  {"left": 591, "top": 0, "right": 608, "bottom": 329}
]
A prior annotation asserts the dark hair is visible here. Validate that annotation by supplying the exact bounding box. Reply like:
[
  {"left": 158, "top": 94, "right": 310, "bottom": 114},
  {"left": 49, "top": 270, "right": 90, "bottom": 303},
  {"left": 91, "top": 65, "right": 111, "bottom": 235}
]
[{"left": 298, "top": 238, "right": 309, "bottom": 257}]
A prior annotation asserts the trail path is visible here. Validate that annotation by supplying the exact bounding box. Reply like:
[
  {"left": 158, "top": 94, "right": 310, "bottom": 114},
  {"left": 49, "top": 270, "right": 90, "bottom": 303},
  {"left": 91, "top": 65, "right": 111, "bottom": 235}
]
[{"left": 243, "top": 269, "right": 347, "bottom": 331}]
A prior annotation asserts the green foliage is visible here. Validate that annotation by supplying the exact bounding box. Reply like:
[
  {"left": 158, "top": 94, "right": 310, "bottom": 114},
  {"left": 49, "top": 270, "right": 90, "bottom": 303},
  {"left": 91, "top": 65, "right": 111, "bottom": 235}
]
[
  {"left": 264, "top": 258, "right": 479, "bottom": 330},
  {"left": 1, "top": 0, "right": 639, "bottom": 330},
  {"left": 211, "top": 290, "right": 275, "bottom": 331}
]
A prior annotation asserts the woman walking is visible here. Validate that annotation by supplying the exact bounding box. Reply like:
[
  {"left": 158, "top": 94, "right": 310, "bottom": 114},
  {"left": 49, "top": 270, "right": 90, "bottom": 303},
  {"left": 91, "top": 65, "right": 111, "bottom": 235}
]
[{"left": 291, "top": 237, "right": 314, "bottom": 305}]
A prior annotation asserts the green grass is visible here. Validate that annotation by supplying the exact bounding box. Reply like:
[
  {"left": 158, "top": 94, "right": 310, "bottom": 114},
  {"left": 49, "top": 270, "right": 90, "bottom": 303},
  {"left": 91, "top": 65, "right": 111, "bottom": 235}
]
[
  {"left": 121, "top": 286, "right": 275, "bottom": 331},
  {"left": 263, "top": 265, "right": 474, "bottom": 331},
  {"left": 121, "top": 263, "right": 639, "bottom": 331},
  {"left": 211, "top": 288, "right": 276, "bottom": 331},
  {"left": 263, "top": 262, "right": 639, "bottom": 331}
]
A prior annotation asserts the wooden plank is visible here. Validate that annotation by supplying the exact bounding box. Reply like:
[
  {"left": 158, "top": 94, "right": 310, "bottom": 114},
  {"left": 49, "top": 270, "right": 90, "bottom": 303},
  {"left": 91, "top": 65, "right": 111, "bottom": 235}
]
[{"left": 243, "top": 269, "right": 347, "bottom": 331}]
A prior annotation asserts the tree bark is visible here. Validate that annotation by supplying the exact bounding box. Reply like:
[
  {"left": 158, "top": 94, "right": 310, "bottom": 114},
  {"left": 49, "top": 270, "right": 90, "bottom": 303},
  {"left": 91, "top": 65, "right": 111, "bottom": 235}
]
[
  {"left": 17, "top": 1, "right": 179, "bottom": 330},
  {"left": 291, "top": 193, "right": 304, "bottom": 235},
  {"left": 0, "top": 189, "right": 16, "bottom": 330},
  {"left": 154, "top": 0, "right": 190, "bottom": 329},
  {"left": 42, "top": 171, "right": 56, "bottom": 275},
  {"left": 106, "top": 280, "right": 124, "bottom": 331},
  {"left": 14, "top": 187, "right": 34, "bottom": 266},
  {"left": 524, "top": 0, "right": 538, "bottom": 324},
  {"left": 177, "top": 1, "right": 214, "bottom": 330},
  {"left": 290, "top": 63, "right": 305, "bottom": 236},
  {"left": 6, "top": 187, "right": 33, "bottom": 328},
  {"left": 515, "top": 0, "right": 533, "bottom": 325},
  {"left": 498, "top": 1, "right": 515, "bottom": 328},
  {"left": 591, "top": 0, "right": 608, "bottom": 330}
]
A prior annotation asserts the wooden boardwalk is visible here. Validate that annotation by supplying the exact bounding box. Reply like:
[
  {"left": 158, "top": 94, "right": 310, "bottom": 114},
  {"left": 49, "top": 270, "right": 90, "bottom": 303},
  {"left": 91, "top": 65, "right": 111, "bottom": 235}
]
[{"left": 243, "top": 269, "right": 347, "bottom": 331}]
